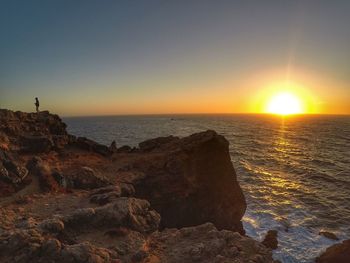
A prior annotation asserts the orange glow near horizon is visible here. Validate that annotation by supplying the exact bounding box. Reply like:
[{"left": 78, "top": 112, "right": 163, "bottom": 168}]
[{"left": 249, "top": 77, "right": 320, "bottom": 115}]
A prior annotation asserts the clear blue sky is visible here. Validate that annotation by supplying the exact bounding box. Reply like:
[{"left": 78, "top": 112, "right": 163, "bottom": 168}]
[{"left": 1, "top": 0, "right": 349, "bottom": 115}]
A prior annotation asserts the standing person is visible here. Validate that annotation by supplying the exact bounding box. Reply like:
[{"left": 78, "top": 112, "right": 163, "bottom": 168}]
[{"left": 35, "top": 97, "right": 40, "bottom": 112}]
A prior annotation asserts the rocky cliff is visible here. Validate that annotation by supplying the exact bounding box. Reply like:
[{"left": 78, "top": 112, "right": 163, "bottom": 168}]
[
  {"left": 0, "top": 109, "right": 275, "bottom": 263},
  {"left": 316, "top": 239, "right": 350, "bottom": 263}
]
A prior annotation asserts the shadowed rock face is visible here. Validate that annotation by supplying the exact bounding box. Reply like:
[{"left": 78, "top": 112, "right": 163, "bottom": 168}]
[
  {"left": 134, "top": 131, "right": 247, "bottom": 233},
  {"left": 316, "top": 239, "right": 350, "bottom": 263}
]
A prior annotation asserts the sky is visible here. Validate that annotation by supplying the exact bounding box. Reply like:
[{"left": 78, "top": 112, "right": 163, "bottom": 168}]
[{"left": 0, "top": 0, "right": 349, "bottom": 116}]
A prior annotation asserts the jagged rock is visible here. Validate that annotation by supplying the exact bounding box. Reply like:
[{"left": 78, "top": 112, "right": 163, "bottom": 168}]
[
  {"left": 39, "top": 218, "right": 65, "bottom": 233},
  {"left": 95, "top": 198, "right": 160, "bottom": 233},
  {"left": 316, "top": 239, "right": 350, "bottom": 263},
  {"left": 0, "top": 148, "right": 27, "bottom": 184},
  {"left": 89, "top": 184, "right": 135, "bottom": 205},
  {"left": 146, "top": 223, "right": 276, "bottom": 263},
  {"left": 262, "top": 230, "right": 278, "bottom": 249},
  {"left": 75, "top": 137, "right": 112, "bottom": 156},
  {"left": 67, "top": 166, "right": 111, "bottom": 190},
  {"left": 133, "top": 130, "right": 246, "bottom": 233},
  {"left": 27, "top": 157, "right": 60, "bottom": 192},
  {"left": 41, "top": 238, "right": 62, "bottom": 257},
  {"left": 319, "top": 231, "right": 339, "bottom": 241},
  {"left": 138, "top": 135, "right": 179, "bottom": 152},
  {"left": 0, "top": 229, "right": 115, "bottom": 263},
  {"left": 0, "top": 109, "right": 69, "bottom": 153},
  {"left": 0, "top": 229, "right": 44, "bottom": 261},
  {"left": 63, "top": 197, "right": 160, "bottom": 233},
  {"left": 58, "top": 242, "right": 112, "bottom": 263},
  {"left": 0, "top": 184, "right": 271, "bottom": 263},
  {"left": 117, "top": 145, "right": 132, "bottom": 153},
  {"left": 2, "top": 159, "right": 28, "bottom": 184}
]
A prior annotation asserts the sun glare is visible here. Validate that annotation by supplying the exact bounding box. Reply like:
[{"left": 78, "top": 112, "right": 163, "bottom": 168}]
[{"left": 266, "top": 92, "right": 303, "bottom": 115}]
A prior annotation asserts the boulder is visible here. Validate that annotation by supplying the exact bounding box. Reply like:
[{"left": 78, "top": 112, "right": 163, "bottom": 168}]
[
  {"left": 316, "top": 239, "right": 350, "bottom": 263},
  {"left": 133, "top": 130, "right": 247, "bottom": 234},
  {"left": 319, "top": 231, "right": 339, "bottom": 241},
  {"left": 66, "top": 166, "right": 111, "bottom": 190},
  {"left": 262, "top": 230, "right": 278, "bottom": 249},
  {"left": 74, "top": 137, "right": 112, "bottom": 156},
  {"left": 62, "top": 197, "right": 160, "bottom": 233},
  {"left": 89, "top": 184, "right": 135, "bottom": 205},
  {"left": 26, "top": 157, "right": 60, "bottom": 192},
  {"left": 39, "top": 218, "right": 65, "bottom": 233}
]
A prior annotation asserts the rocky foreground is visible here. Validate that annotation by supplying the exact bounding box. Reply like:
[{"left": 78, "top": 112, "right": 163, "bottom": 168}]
[{"left": 0, "top": 109, "right": 347, "bottom": 263}]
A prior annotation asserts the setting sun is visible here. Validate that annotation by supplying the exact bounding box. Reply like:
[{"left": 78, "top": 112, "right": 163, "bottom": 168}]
[{"left": 266, "top": 92, "right": 303, "bottom": 115}]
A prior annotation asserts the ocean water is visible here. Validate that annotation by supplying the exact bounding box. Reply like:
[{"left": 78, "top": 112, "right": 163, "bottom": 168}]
[{"left": 64, "top": 114, "right": 350, "bottom": 263}]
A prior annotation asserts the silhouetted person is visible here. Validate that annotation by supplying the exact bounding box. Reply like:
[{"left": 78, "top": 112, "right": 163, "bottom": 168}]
[
  {"left": 35, "top": 97, "right": 40, "bottom": 112},
  {"left": 109, "top": 140, "right": 117, "bottom": 152}
]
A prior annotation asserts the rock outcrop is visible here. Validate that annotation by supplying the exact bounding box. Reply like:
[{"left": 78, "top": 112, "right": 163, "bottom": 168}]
[
  {"left": 0, "top": 109, "right": 69, "bottom": 152},
  {"left": 316, "top": 239, "right": 350, "bottom": 263},
  {"left": 0, "top": 184, "right": 160, "bottom": 262},
  {"left": 133, "top": 131, "right": 246, "bottom": 233},
  {"left": 0, "top": 109, "right": 276, "bottom": 263},
  {"left": 65, "top": 166, "right": 112, "bottom": 190},
  {"left": 0, "top": 186, "right": 276, "bottom": 263},
  {"left": 73, "top": 137, "right": 112, "bottom": 156},
  {"left": 147, "top": 223, "right": 274, "bottom": 263},
  {"left": 262, "top": 230, "right": 278, "bottom": 250}
]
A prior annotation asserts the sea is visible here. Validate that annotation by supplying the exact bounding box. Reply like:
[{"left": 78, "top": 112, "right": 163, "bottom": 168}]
[{"left": 64, "top": 114, "right": 350, "bottom": 263}]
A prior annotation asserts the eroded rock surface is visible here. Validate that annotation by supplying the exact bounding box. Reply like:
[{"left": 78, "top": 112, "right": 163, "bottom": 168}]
[
  {"left": 0, "top": 109, "right": 274, "bottom": 263},
  {"left": 133, "top": 131, "right": 247, "bottom": 233},
  {"left": 316, "top": 239, "right": 350, "bottom": 263},
  {"left": 0, "top": 187, "right": 277, "bottom": 263},
  {"left": 0, "top": 109, "right": 69, "bottom": 152},
  {"left": 147, "top": 223, "right": 275, "bottom": 263}
]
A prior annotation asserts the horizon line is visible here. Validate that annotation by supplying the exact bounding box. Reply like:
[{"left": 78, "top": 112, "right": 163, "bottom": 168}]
[{"left": 62, "top": 112, "right": 350, "bottom": 118}]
